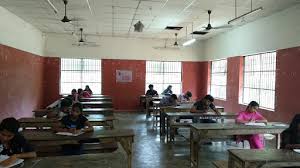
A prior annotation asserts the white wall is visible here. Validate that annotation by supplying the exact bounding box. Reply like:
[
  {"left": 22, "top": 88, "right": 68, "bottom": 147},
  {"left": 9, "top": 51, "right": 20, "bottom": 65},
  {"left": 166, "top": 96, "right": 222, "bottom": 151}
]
[
  {"left": 203, "top": 4, "right": 300, "bottom": 60},
  {"left": 0, "top": 6, "right": 45, "bottom": 56},
  {"left": 44, "top": 33, "right": 204, "bottom": 61}
]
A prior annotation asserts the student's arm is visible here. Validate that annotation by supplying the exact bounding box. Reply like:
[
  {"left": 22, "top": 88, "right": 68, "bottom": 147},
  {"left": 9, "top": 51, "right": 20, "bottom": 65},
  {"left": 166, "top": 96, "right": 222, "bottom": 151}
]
[
  {"left": 0, "top": 152, "right": 37, "bottom": 167},
  {"left": 52, "top": 121, "right": 70, "bottom": 133},
  {"left": 83, "top": 120, "right": 94, "bottom": 132},
  {"left": 211, "top": 107, "right": 221, "bottom": 115},
  {"left": 236, "top": 112, "right": 249, "bottom": 124},
  {"left": 254, "top": 114, "right": 268, "bottom": 123},
  {"left": 14, "top": 152, "right": 37, "bottom": 159}
]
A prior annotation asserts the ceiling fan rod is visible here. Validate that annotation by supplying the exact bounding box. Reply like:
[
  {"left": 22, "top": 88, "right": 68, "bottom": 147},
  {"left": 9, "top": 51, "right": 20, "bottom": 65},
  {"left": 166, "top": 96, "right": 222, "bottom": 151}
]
[
  {"left": 228, "top": 0, "right": 263, "bottom": 24},
  {"left": 183, "top": 23, "right": 196, "bottom": 46},
  {"left": 45, "top": 0, "right": 58, "bottom": 14}
]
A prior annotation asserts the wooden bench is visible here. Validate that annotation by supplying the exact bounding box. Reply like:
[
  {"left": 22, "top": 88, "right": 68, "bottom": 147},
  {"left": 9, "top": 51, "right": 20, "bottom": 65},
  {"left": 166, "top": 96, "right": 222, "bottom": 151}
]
[{"left": 212, "top": 160, "right": 228, "bottom": 168}]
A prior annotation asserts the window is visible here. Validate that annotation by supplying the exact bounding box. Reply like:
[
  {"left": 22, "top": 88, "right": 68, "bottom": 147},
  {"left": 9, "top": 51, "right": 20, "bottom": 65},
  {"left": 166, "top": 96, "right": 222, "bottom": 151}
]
[
  {"left": 242, "top": 52, "right": 276, "bottom": 109},
  {"left": 146, "top": 61, "right": 182, "bottom": 94},
  {"left": 60, "top": 58, "right": 101, "bottom": 94},
  {"left": 210, "top": 59, "right": 227, "bottom": 99}
]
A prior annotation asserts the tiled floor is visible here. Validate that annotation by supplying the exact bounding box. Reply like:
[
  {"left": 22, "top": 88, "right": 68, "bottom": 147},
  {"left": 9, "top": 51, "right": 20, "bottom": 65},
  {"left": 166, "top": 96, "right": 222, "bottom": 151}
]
[{"left": 113, "top": 112, "right": 274, "bottom": 168}]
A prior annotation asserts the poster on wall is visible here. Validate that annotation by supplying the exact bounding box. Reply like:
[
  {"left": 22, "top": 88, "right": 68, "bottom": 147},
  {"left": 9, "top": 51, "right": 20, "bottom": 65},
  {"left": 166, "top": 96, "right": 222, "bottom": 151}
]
[{"left": 116, "top": 70, "right": 132, "bottom": 83}]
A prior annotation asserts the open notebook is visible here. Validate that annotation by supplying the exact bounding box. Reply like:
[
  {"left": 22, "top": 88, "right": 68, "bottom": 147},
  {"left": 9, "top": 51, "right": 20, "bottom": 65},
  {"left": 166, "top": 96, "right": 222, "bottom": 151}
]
[
  {"left": 0, "top": 155, "right": 24, "bottom": 168},
  {"left": 56, "top": 131, "right": 84, "bottom": 136},
  {"left": 244, "top": 122, "right": 266, "bottom": 126}
]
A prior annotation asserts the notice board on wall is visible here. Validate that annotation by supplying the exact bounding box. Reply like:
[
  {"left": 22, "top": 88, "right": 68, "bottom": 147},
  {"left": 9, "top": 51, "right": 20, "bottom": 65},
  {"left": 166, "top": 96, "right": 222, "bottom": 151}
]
[{"left": 116, "top": 70, "right": 132, "bottom": 83}]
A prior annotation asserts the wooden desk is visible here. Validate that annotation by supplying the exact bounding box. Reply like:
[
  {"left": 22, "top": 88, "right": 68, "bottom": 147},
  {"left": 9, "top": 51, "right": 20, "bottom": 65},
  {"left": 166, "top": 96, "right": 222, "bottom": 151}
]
[
  {"left": 23, "top": 143, "right": 127, "bottom": 168},
  {"left": 190, "top": 123, "right": 289, "bottom": 168},
  {"left": 228, "top": 149, "right": 300, "bottom": 168},
  {"left": 83, "top": 108, "right": 114, "bottom": 115},
  {"left": 159, "top": 105, "right": 225, "bottom": 136},
  {"left": 22, "top": 129, "right": 134, "bottom": 168},
  {"left": 63, "top": 95, "right": 110, "bottom": 98},
  {"left": 81, "top": 101, "right": 113, "bottom": 108},
  {"left": 80, "top": 97, "right": 112, "bottom": 102},
  {"left": 19, "top": 116, "right": 116, "bottom": 129},
  {"left": 33, "top": 109, "right": 52, "bottom": 117},
  {"left": 165, "top": 112, "right": 236, "bottom": 142},
  {"left": 145, "top": 96, "right": 162, "bottom": 117}
]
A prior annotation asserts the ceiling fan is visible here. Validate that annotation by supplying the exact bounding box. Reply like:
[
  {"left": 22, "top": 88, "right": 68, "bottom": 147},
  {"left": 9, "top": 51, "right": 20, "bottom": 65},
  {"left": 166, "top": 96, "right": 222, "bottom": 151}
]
[
  {"left": 72, "top": 28, "right": 100, "bottom": 47},
  {"left": 153, "top": 33, "right": 180, "bottom": 50},
  {"left": 202, "top": 10, "right": 233, "bottom": 31},
  {"left": 61, "top": 0, "right": 71, "bottom": 23}
]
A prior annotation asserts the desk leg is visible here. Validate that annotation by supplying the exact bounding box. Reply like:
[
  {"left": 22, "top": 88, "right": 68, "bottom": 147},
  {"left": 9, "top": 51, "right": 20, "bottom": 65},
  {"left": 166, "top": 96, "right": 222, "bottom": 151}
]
[
  {"left": 160, "top": 112, "right": 166, "bottom": 136},
  {"left": 190, "top": 130, "right": 199, "bottom": 168},
  {"left": 166, "top": 116, "right": 169, "bottom": 142},
  {"left": 276, "top": 133, "right": 281, "bottom": 149},
  {"left": 119, "top": 136, "right": 134, "bottom": 168}
]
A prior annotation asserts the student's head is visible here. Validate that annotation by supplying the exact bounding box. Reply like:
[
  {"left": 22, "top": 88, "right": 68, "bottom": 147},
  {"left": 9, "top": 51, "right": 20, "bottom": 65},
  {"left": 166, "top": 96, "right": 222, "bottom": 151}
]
[
  {"left": 170, "top": 94, "right": 178, "bottom": 102},
  {"left": 246, "top": 101, "right": 259, "bottom": 113},
  {"left": 0, "top": 118, "right": 20, "bottom": 143},
  {"left": 185, "top": 91, "right": 192, "bottom": 98},
  {"left": 148, "top": 84, "right": 154, "bottom": 90},
  {"left": 71, "top": 89, "right": 77, "bottom": 96},
  {"left": 60, "top": 98, "right": 72, "bottom": 113},
  {"left": 71, "top": 103, "right": 83, "bottom": 117},
  {"left": 202, "top": 95, "right": 214, "bottom": 106},
  {"left": 78, "top": 88, "right": 83, "bottom": 95},
  {"left": 85, "top": 85, "right": 90, "bottom": 90},
  {"left": 167, "top": 85, "right": 172, "bottom": 90}
]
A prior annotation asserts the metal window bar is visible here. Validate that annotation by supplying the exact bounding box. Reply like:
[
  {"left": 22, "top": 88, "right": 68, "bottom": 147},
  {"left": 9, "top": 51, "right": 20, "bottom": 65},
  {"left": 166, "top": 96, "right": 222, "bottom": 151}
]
[
  {"left": 242, "top": 52, "right": 276, "bottom": 109},
  {"left": 210, "top": 59, "right": 227, "bottom": 99},
  {"left": 146, "top": 61, "right": 182, "bottom": 94},
  {"left": 60, "top": 58, "right": 102, "bottom": 94}
]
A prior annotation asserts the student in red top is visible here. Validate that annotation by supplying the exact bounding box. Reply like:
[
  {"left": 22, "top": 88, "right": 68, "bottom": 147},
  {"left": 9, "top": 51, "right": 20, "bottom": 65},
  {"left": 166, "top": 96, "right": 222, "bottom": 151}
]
[
  {"left": 84, "top": 85, "right": 93, "bottom": 95},
  {"left": 78, "top": 88, "right": 91, "bottom": 98}
]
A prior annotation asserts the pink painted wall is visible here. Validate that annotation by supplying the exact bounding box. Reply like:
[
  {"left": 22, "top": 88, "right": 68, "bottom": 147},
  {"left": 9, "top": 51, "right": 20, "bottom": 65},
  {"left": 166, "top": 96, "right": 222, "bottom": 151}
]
[
  {"left": 0, "top": 44, "right": 44, "bottom": 120},
  {"left": 182, "top": 61, "right": 209, "bottom": 101}
]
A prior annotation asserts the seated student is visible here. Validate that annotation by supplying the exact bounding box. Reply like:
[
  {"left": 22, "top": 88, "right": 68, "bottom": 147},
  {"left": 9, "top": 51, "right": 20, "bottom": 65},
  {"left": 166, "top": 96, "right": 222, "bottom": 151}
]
[
  {"left": 53, "top": 103, "right": 94, "bottom": 155},
  {"left": 0, "top": 118, "right": 36, "bottom": 167},
  {"left": 162, "top": 85, "right": 173, "bottom": 96},
  {"left": 145, "top": 84, "right": 158, "bottom": 97},
  {"left": 281, "top": 114, "right": 300, "bottom": 149},
  {"left": 236, "top": 101, "right": 267, "bottom": 149},
  {"left": 67, "top": 89, "right": 79, "bottom": 102},
  {"left": 178, "top": 91, "right": 193, "bottom": 103},
  {"left": 47, "top": 98, "right": 72, "bottom": 119},
  {"left": 84, "top": 85, "right": 93, "bottom": 95},
  {"left": 54, "top": 102, "right": 93, "bottom": 134},
  {"left": 159, "top": 94, "right": 178, "bottom": 107},
  {"left": 190, "top": 95, "right": 221, "bottom": 123},
  {"left": 78, "top": 88, "right": 91, "bottom": 99}
]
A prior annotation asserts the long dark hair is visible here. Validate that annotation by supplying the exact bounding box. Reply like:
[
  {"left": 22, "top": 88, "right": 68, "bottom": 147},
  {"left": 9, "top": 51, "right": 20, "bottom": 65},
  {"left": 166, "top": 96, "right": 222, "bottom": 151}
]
[
  {"left": 246, "top": 101, "right": 259, "bottom": 111},
  {"left": 289, "top": 114, "right": 300, "bottom": 144}
]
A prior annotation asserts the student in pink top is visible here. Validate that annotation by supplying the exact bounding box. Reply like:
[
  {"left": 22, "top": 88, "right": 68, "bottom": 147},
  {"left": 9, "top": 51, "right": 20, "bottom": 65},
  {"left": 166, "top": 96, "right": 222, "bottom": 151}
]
[{"left": 236, "top": 101, "right": 268, "bottom": 149}]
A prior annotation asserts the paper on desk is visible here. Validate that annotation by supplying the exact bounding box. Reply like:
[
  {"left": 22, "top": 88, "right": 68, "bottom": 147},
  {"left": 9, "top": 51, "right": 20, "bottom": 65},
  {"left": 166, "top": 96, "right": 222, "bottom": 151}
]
[
  {"left": 0, "top": 155, "right": 24, "bottom": 168},
  {"left": 272, "top": 123, "right": 287, "bottom": 127},
  {"left": 293, "top": 149, "right": 300, "bottom": 154},
  {"left": 244, "top": 122, "right": 266, "bottom": 126},
  {"left": 56, "top": 131, "right": 84, "bottom": 136}
]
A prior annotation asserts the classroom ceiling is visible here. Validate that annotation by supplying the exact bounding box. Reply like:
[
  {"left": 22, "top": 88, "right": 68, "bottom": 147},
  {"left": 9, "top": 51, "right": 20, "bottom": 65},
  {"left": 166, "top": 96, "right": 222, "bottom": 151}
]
[{"left": 0, "top": 0, "right": 299, "bottom": 41}]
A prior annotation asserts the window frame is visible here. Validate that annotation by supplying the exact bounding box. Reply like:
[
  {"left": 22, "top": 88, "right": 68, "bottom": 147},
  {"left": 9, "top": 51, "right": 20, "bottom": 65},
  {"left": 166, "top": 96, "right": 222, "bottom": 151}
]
[
  {"left": 145, "top": 61, "right": 182, "bottom": 95},
  {"left": 241, "top": 51, "right": 276, "bottom": 110},
  {"left": 210, "top": 59, "right": 228, "bottom": 100},
  {"left": 59, "top": 58, "right": 102, "bottom": 95}
]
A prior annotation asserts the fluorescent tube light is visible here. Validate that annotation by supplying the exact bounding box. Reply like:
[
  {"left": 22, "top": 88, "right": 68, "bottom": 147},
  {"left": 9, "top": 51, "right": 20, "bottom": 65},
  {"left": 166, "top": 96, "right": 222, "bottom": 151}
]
[
  {"left": 46, "top": 0, "right": 58, "bottom": 14},
  {"left": 183, "top": 38, "right": 196, "bottom": 46},
  {"left": 228, "top": 7, "right": 263, "bottom": 24}
]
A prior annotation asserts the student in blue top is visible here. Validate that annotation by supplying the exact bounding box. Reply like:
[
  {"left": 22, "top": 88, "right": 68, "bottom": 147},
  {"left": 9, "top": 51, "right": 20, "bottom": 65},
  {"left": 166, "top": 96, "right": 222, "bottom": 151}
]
[
  {"left": 162, "top": 85, "right": 173, "bottom": 96},
  {"left": 54, "top": 102, "right": 93, "bottom": 134},
  {"left": 0, "top": 118, "right": 36, "bottom": 167},
  {"left": 53, "top": 103, "right": 93, "bottom": 155}
]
